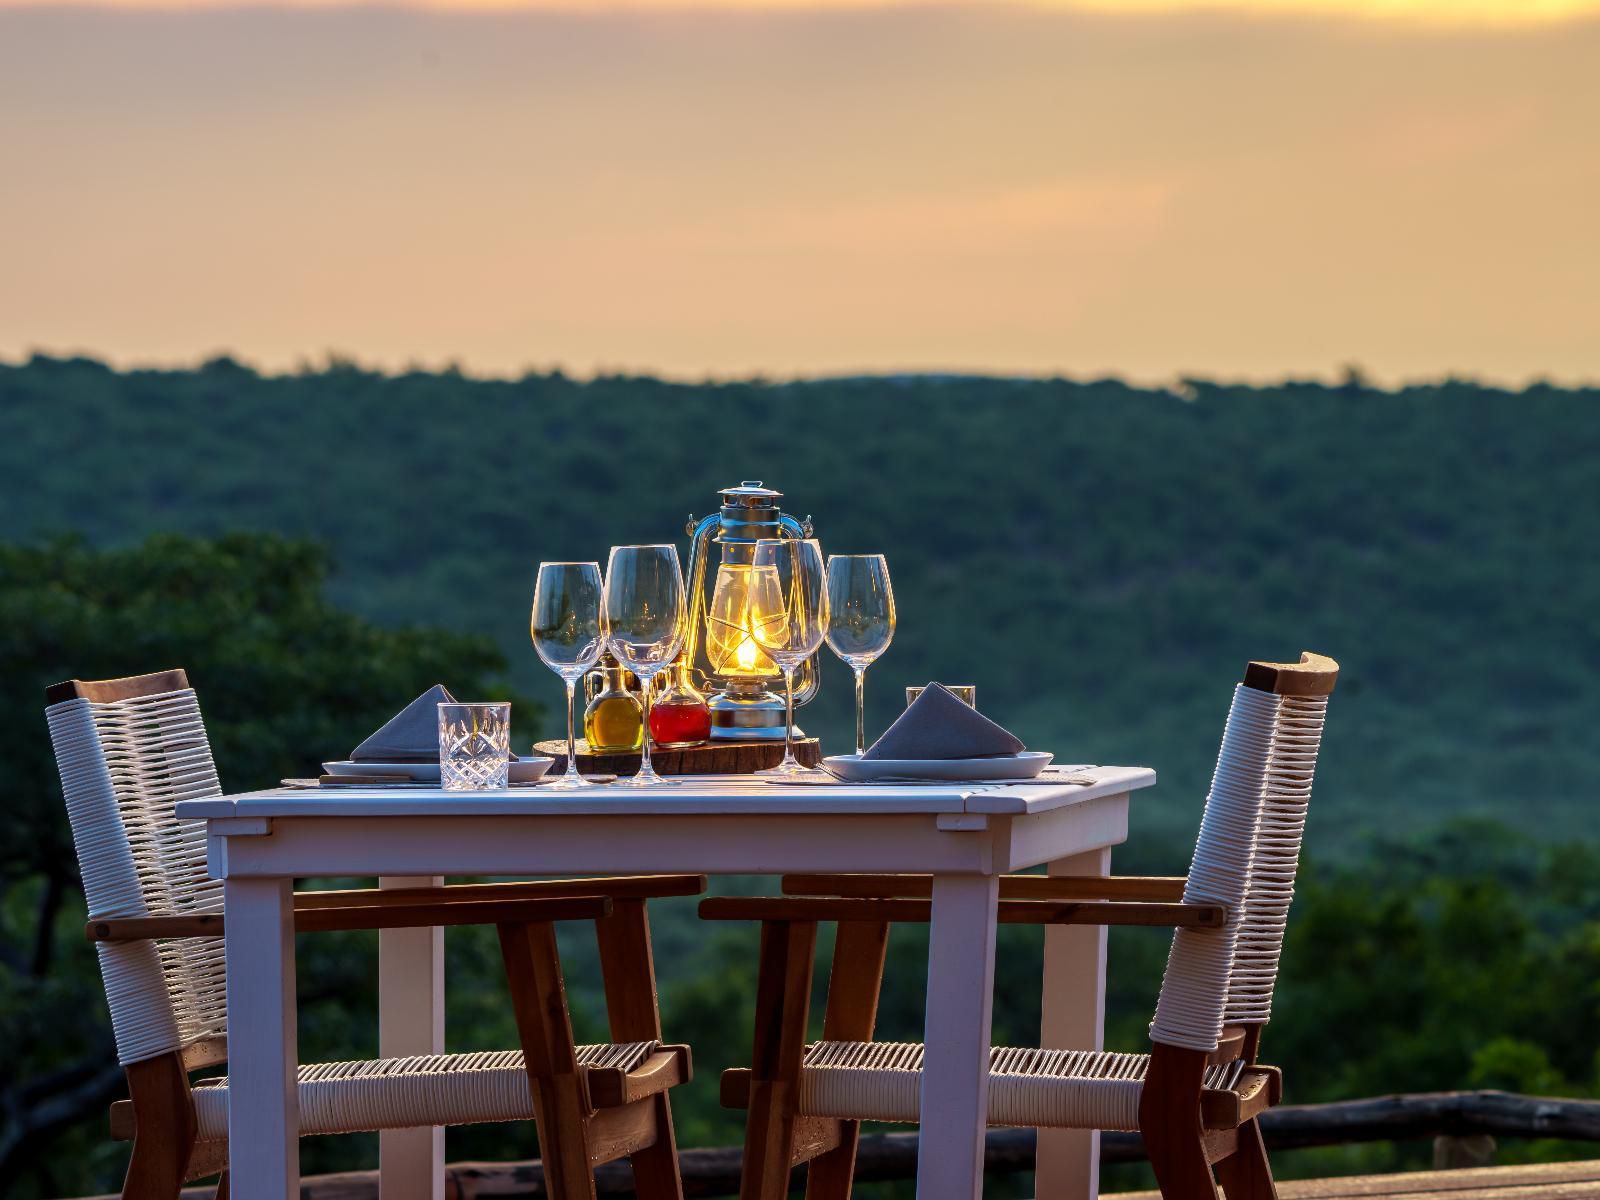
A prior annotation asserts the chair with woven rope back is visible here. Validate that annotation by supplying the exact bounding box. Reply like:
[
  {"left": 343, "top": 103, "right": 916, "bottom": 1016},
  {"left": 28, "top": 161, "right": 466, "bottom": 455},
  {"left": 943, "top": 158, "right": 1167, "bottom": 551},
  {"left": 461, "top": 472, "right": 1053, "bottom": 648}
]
[
  {"left": 700, "top": 652, "right": 1337, "bottom": 1200},
  {"left": 47, "top": 668, "right": 701, "bottom": 1200}
]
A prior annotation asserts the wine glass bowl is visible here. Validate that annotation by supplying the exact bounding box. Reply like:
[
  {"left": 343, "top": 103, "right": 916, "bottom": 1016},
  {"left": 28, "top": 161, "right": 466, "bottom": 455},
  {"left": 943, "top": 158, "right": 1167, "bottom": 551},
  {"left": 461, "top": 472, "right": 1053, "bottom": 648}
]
[
  {"left": 824, "top": 554, "right": 896, "bottom": 757},
  {"left": 531, "top": 561, "right": 606, "bottom": 790},
  {"left": 749, "top": 538, "right": 828, "bottom": 776},
  {"left": 603, "top": 544, "right": 688, "bottom": 787}
]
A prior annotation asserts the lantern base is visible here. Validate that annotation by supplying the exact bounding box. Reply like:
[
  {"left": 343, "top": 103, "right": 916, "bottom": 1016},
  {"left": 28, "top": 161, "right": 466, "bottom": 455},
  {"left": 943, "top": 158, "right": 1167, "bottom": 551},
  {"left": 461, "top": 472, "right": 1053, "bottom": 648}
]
[
  {"left": 708, "top": 723, "right": 806, "bottom": 742},
  {"left": 707, "top": 683, "right": 792, "bottom": 740}
]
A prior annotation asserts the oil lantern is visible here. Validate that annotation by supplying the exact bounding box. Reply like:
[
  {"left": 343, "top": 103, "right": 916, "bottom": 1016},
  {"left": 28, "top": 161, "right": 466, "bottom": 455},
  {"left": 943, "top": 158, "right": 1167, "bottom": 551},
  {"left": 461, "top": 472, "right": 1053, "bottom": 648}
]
[{"left": 683, "top": 481, "right": 820, "bottom": 740}]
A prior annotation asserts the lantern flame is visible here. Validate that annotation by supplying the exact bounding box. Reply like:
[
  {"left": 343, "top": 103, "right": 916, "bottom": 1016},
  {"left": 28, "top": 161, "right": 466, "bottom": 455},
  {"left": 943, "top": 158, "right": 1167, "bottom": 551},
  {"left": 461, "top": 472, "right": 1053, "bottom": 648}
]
[
  {"left": 707, "top": 561, "right": 783, "bottom": 678},
  {"left": 734, "top": 614, "right": 763, "bottom": 673}
]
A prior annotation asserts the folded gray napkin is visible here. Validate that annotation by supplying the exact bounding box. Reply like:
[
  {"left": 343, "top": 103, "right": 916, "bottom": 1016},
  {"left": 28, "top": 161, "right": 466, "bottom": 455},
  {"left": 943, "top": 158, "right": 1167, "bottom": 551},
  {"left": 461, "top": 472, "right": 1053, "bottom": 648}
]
[
  {"left": 352, "top": 684, "right": 458, "bottom": 762},
  {"left": 861, "top": 682, "right": 1026, "bottom": 760}
]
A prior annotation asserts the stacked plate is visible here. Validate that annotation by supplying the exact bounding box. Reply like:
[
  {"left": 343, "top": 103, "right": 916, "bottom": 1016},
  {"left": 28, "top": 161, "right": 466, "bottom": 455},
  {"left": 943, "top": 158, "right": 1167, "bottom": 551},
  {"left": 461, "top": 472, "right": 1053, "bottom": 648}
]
[
  {"left": 321, "top": 757, "right": 554, "bottom": 784},
  {"left": 821, "top": 750, "right": 1054, "bottom": 783}
]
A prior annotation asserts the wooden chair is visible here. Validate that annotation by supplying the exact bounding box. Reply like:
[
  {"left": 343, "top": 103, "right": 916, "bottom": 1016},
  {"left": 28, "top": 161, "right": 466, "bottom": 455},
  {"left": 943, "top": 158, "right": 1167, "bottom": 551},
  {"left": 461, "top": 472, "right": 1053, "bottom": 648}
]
[
  {"left": 46, "top": 669, "right": 700, "bottom": 1200},
  {"left": 700, "top": 652, "right": 1338, "bottom": 1200}
]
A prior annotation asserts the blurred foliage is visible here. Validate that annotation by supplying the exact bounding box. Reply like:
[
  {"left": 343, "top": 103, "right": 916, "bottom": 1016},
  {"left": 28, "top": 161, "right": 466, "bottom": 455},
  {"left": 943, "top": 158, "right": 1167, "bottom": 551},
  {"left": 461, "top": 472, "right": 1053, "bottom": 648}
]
[
  {"left": 1, "top": 360, "right": 1598, "bottom": 1193},
  {"left": 0, "top": 531, "right": 532, "bottom": 1195}
]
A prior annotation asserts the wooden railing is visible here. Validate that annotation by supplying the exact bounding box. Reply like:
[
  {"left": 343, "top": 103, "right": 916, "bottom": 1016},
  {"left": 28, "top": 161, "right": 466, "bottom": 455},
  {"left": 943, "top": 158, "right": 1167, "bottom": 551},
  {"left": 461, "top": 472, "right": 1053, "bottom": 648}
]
[{"left": 79, "top": 1091, "right": 1600, "bottom": 1200}]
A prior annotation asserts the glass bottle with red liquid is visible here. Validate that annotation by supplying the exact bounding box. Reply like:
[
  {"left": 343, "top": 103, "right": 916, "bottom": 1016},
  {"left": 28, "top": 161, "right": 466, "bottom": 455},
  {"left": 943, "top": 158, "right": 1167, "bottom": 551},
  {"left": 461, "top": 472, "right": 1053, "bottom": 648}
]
[{"left": 649, "top": 660, "right": 711, "bottom": 748}]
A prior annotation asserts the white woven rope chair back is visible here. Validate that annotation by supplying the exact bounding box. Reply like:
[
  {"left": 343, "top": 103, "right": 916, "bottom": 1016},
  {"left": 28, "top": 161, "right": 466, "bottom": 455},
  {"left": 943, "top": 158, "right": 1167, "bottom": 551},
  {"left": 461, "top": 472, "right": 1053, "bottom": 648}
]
[
  {"left": 1147, "top": 682, "right": 1277, "bottom": 1054},
  {"left": 45, "top": 671, "right": 228, "bottom": 1066},
  {"left": 1224, "top": 690, "right": 1331, "bottom": 1027}
]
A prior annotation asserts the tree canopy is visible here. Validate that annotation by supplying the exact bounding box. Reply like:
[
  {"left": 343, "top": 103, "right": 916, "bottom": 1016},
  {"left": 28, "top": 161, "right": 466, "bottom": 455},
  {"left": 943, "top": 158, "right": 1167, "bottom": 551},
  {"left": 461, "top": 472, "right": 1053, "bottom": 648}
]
[
  {"left": 0, "top": 532, "right": 530, "bottom": 1195},
  {"left": 2, "top": 362, "right": 1598, "bottom": 1195}
]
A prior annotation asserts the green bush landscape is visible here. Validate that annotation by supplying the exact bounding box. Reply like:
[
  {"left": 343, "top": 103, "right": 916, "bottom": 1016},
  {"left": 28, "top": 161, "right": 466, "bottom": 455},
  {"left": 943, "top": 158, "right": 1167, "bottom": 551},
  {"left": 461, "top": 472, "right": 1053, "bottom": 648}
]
[{"left": 1, "top": 357, "right": 1596, "bottom": 1196}]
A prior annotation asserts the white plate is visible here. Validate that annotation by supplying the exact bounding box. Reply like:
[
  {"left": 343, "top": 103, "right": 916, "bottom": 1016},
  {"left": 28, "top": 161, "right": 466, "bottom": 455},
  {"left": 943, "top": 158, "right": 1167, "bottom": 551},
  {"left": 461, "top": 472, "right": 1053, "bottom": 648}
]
[
  {"left": 822, "top": 750, "right": 1054, "bottom": 783},
  {"left": 323, "top": 758, "right": 554, "bottom": 784}
]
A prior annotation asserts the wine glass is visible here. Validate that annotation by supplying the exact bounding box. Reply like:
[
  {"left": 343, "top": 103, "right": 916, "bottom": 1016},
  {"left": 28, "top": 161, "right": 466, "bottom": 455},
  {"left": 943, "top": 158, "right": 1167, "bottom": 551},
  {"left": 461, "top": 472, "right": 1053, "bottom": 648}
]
[
  {"left": 531, "top": 561, "right": 607, "bottom": 790},
  {"left": 602, "top": 544, "right": 687, "bottom": 787},
  {"left": 750, "top": 538, "right": 829, "bottom": 777},
  {"left": 824, "top": 554, "right": 896, "bottom": 757}
]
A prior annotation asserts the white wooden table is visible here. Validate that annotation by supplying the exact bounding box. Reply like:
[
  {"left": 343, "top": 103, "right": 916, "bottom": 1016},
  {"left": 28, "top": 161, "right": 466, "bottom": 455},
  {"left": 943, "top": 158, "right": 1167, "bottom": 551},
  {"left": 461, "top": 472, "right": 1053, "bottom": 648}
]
[{"left": 177, "top": 764, "right": 1155, "bottom": 1200}]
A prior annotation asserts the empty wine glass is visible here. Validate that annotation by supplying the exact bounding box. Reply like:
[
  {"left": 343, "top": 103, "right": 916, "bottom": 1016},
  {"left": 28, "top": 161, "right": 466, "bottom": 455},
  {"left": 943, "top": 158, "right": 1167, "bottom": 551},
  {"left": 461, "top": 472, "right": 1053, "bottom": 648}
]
[
  {"left": 531, "top": 561, "right": 607, "bottom": 790},
  {"left": 824, "top": 554, "right": 896, "bottom": 757},
  {"left": 750, "top": 538, "right": 829, "bottom": 777},
  {"left": 602, "top": 544, "right": 687, "bottom": 787}
]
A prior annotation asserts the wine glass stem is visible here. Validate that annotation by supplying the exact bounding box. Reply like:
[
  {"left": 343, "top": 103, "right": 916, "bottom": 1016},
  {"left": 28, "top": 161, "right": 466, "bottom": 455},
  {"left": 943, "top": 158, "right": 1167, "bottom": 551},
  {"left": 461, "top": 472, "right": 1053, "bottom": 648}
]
[
  {"left": 564, "top": 678, "right": 580, "bottom": 783},
  {"left": 640, "top": 678, "right": 656, "bottom": 777},
  {"left": 854, "top": 666, "right": 866, "bottom": 757},
  {"left": 783, "top": 668, "right": 797, "bottom": 766}
]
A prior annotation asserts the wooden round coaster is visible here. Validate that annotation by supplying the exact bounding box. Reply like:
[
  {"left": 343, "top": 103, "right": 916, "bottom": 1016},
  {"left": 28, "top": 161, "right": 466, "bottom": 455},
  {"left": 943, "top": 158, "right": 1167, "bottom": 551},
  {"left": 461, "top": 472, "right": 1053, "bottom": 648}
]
[{"left": 533, "top": 737, "right": 822, "bottom": 776}]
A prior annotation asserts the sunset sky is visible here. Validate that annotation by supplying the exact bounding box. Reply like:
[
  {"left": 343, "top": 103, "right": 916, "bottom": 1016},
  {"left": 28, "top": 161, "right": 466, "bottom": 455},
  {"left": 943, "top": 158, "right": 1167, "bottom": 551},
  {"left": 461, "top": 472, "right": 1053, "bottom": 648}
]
[
  {"left": 6, "top": 0, "right": 1599, "bottom": 16},
  {"left": 2, "top": 0, "right": 1596, "bottom": 383}
]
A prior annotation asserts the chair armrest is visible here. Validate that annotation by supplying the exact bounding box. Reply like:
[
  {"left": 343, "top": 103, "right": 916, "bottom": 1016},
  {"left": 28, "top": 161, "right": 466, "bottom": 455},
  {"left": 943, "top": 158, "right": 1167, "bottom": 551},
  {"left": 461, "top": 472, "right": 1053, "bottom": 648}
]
[
  {"left": 1007, "top": 900, "right": 1224, "bottom": 928},
  {"left": 87, "top": 895, "right": 613, "bottom": 942},
  {"left": 294, "top": 894, "right": 612, "bottom": 933},
  {"left": 293, "top": 873, "right": 707, "bottom": 910},
  {"left": 783, "top": 873, "right": 1189, "bottom": 902},
  {"left": 585, "top": 1044, "right": 693, "bottom": 1107},
  {"left": 88, "top": 872, "right": 708, "bottom": 943},
  {"left": 699, "top": 896, "right": 1224, "bottom": 928},
  {"left": 700, "top": 897, "right": 930, "bottom": 924},
  {"left": 1201, "top": 1065, "right": 1282, "bottom": 1128},
  {"left": 87, "top": 914, "right": 224, "bottom": 941}
]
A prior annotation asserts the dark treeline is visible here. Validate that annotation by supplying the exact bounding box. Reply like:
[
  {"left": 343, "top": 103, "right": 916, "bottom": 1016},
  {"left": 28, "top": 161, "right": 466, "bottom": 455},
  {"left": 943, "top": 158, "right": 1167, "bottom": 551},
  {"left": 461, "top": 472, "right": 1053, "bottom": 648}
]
[{"left": 4, "top": 355, "right": 1595, "bottom": 851}]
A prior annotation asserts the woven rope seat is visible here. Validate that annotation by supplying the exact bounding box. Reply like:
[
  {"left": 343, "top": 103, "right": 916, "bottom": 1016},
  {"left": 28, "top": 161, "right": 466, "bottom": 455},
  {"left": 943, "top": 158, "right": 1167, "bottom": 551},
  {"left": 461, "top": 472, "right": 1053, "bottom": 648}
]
[
  {"left": 190, "top": 1041, "right": 659, "bottom": 1141},
  {"left": 796, "top": 1041, "right": 1246, "bottom": 1131}
]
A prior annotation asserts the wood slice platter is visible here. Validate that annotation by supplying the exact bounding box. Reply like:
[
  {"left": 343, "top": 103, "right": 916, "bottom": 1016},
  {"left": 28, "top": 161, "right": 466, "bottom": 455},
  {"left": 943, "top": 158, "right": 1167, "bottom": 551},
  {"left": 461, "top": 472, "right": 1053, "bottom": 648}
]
[{"left": 533, "top": 737, "right": 822, "bottom": 776}]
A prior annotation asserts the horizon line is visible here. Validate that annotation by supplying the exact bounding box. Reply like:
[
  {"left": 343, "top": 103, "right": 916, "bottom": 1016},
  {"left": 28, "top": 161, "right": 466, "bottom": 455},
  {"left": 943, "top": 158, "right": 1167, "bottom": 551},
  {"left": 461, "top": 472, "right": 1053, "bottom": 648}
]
[{"left": 6, "top": 349, "right": 1596, "bottom": 394}]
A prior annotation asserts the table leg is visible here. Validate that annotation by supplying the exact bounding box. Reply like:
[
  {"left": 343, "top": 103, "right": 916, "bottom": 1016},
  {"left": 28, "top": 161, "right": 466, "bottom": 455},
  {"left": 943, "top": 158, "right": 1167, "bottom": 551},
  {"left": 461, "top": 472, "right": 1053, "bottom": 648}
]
[
  {"left": 1037, "top": 847, "right": 1112, "bottom": 1200},
  {"left": 379, "top": 876, "right": 447, "bottom": 1200},
  {"left": 224, "top": 876, "right": 298, "bottom": 1200},
  {"left": 917, "top": 873, "right": 999, "bottom": 1200}
]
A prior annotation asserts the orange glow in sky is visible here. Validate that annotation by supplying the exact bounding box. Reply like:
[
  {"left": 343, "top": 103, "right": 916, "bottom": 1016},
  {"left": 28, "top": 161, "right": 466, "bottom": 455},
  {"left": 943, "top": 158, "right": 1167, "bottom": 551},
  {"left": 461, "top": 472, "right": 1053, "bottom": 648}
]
[
  {"left": 1, "top": 0, "right": 1597, "bottom": 383},
  {"left": 1, "top": 0, "right": 1598, "bottom": 20}
]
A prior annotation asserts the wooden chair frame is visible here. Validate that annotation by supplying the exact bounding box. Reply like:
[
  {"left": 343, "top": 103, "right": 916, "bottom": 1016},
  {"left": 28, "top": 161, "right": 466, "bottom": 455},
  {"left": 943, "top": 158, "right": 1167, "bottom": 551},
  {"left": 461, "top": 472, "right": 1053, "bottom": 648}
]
[
  {"left": 51, "top": 670, "right": 702, "bottom": 1200},
  {"left": 702, "top": 894, "right": 1278, "bottom": 1200},
  {"left": 702, "top": 652, "right": 1337, "bottom": 1200}
]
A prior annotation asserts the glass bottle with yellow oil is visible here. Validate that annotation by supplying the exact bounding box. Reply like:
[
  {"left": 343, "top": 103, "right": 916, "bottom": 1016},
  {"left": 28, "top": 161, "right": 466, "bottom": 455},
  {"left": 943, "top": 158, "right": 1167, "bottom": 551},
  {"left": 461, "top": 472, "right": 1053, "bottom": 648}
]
[{"left": 583, "top": 651, "right": 644, "bottom": 752}]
